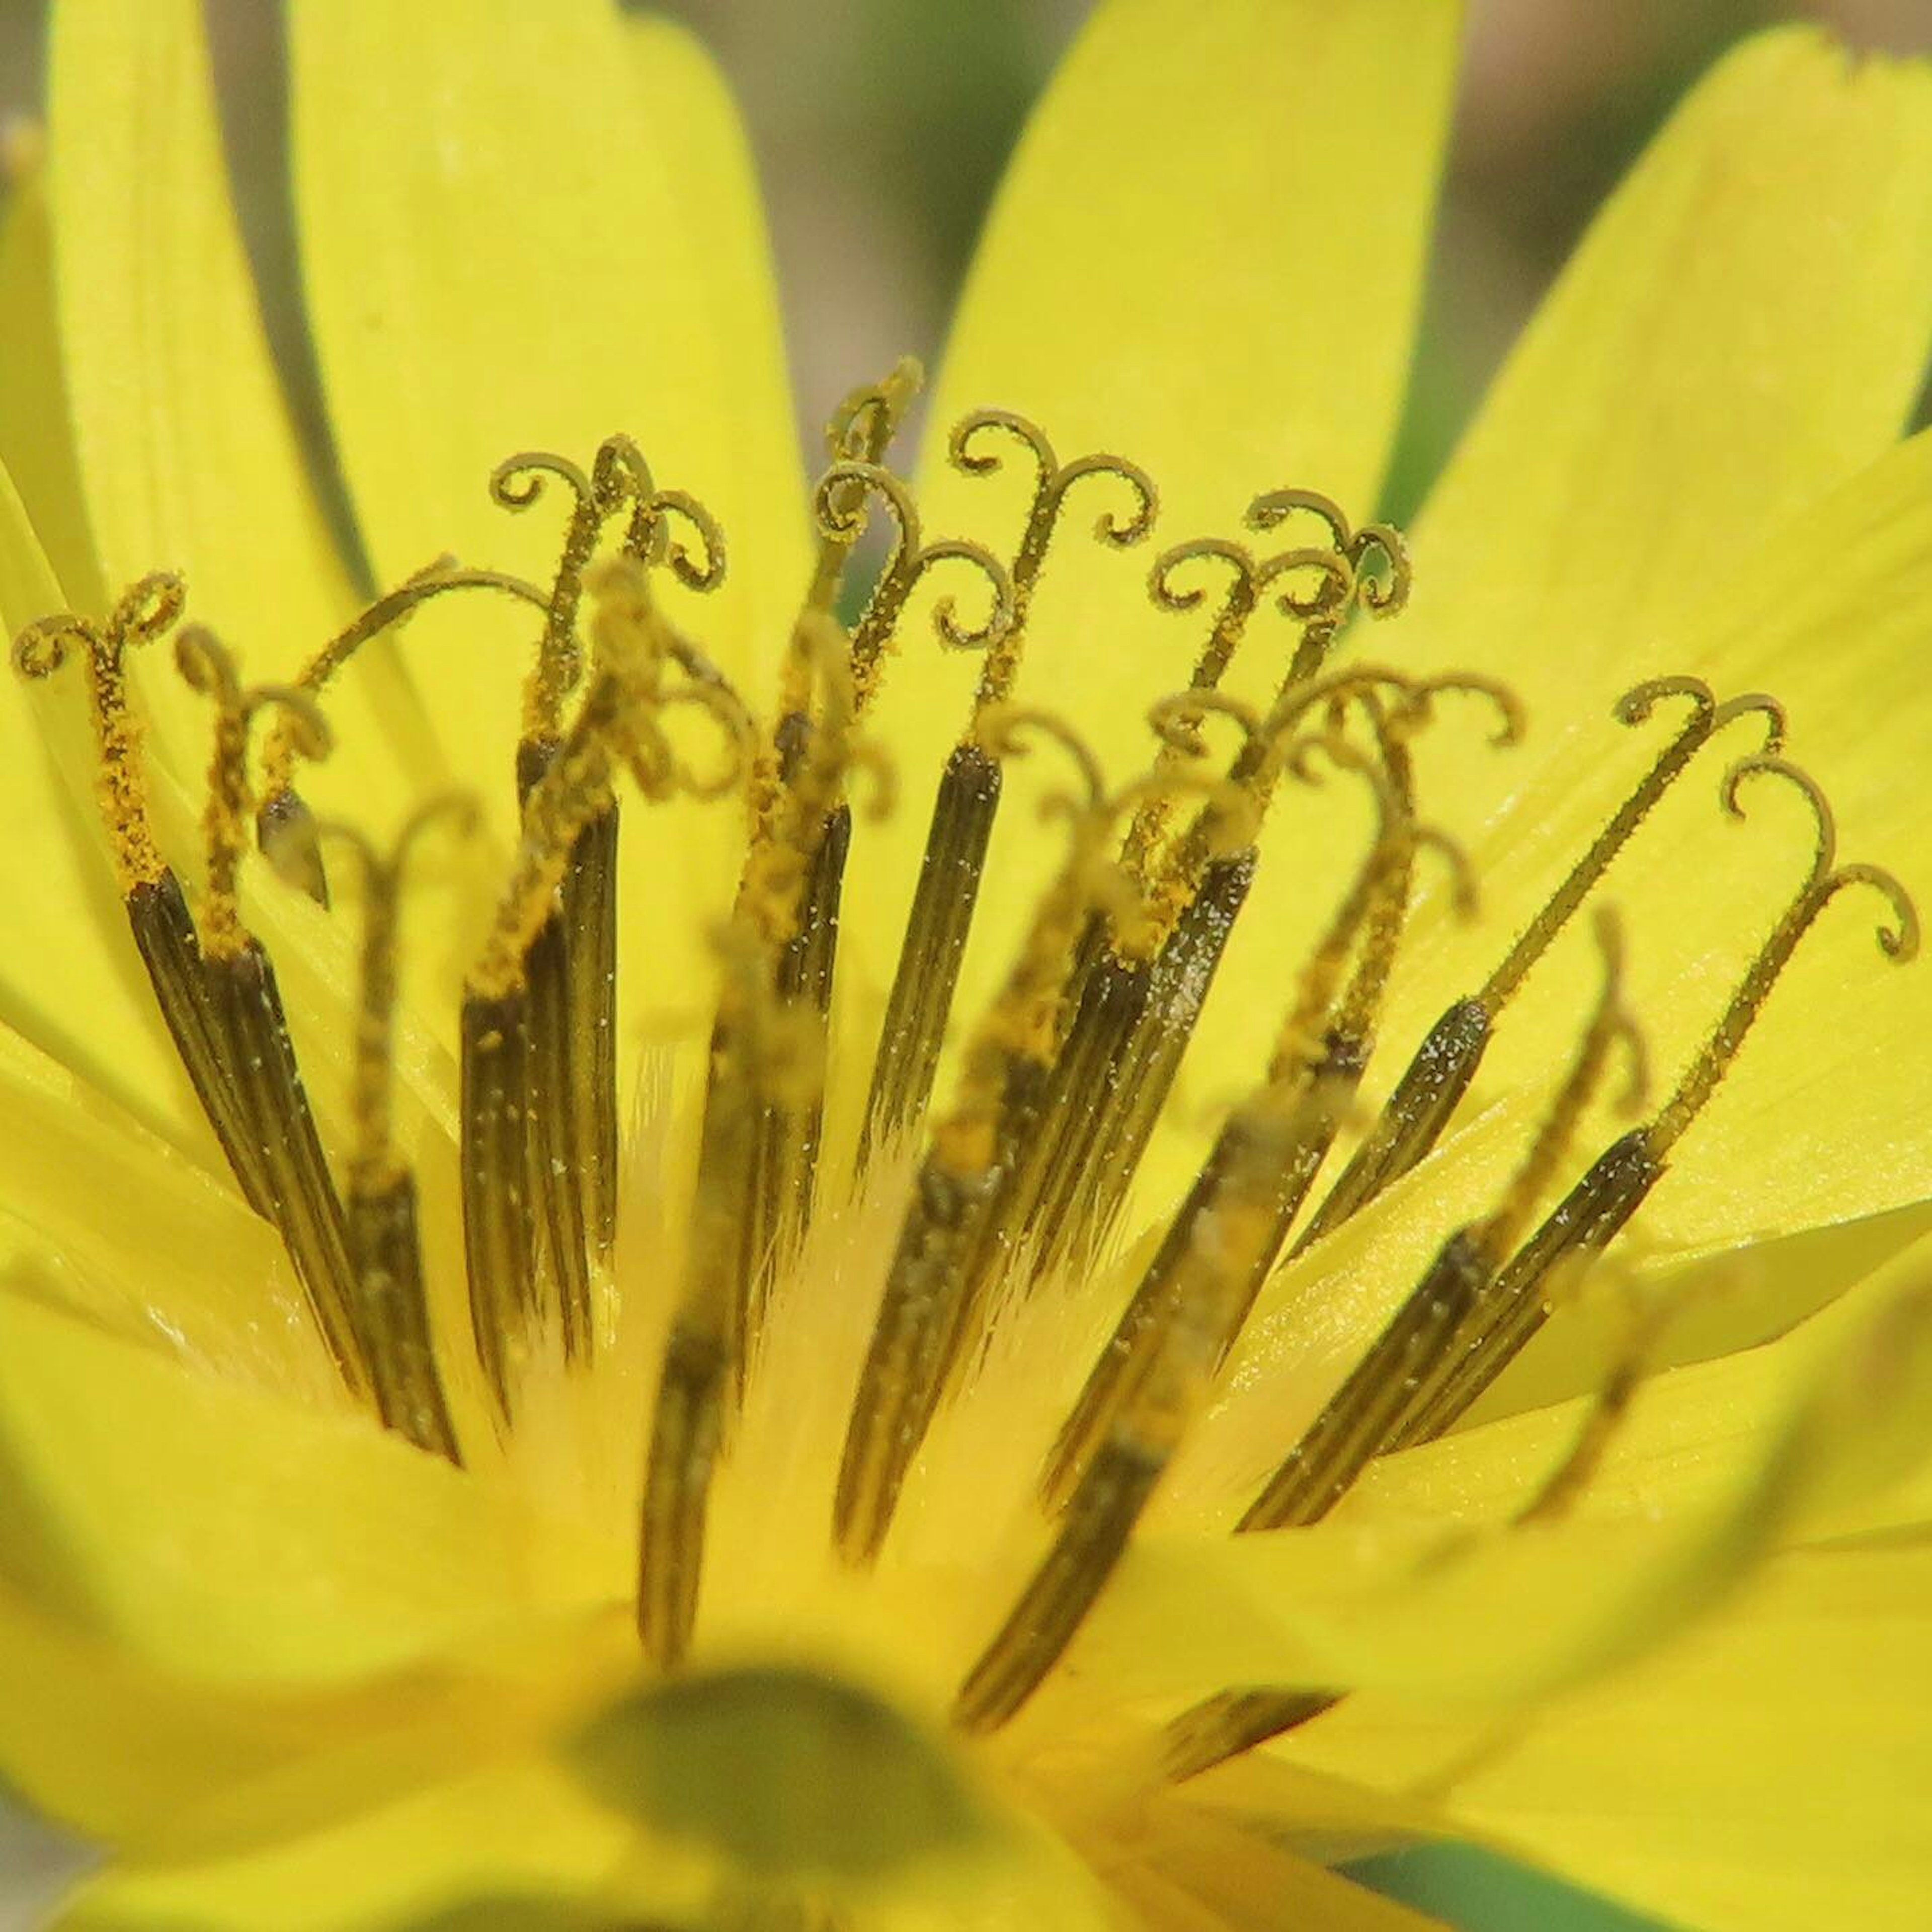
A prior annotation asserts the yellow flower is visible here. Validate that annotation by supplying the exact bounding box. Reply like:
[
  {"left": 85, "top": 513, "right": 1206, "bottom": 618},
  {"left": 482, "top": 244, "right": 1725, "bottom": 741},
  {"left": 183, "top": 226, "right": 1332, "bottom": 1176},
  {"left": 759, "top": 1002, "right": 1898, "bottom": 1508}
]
[{"left": 3, "top": 2, "right": 1931, "bottom": 1928}]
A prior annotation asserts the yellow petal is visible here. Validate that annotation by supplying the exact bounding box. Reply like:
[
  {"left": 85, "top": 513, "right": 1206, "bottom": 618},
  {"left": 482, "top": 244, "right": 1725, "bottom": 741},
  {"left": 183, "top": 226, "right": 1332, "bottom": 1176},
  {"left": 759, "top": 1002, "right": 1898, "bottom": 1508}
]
[
  {"left": 1381, "top": 424, "right": 1932, "bottom": 1282},
  {"left": 1436, "top": 1541, "right": 1932, "bottom": 1932},
  {"left": 1404, "top": 27, "right": 1932, "bottom": 730},
  {"left": 289, "top": 0, "right": 802, "bottom": 659},
  {"left": 1342, "top": 33, "right": 1932, "bottom": 1248},
  {"left": 844, "top": 0, "right": 1461, "bottom": 1098},
  {"left": 43, "top": 0, "right": 416, "bottom": 815},
  {"left": 0, "top": 148, "right": 105, "bottom": 613},
  {"left": 0, "top": 1286, "right": 530, "bottom": 1685},
  {"left": 1118, "top": 1794, "right": 1454, "bottom": 1931},
  {"left": 289, "top": 0, "right": 806, "bottom": 1063},
  {"left": 58, "top": 1758, "right": 647, "bottom": 1932},
  {"left": 1071, "top": 1259, "right": 1932, "bottom": 1710},
  {"left": 0, "top": 1027, "right": 332, "bottom": 1396}
]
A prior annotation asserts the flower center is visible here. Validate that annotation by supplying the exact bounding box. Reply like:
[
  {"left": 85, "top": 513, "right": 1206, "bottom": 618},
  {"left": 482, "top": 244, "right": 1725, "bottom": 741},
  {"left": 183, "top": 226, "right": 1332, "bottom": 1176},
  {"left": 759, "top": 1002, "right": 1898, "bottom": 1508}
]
[{"left": 13, "top": 361, "right": 1917, "bottom": 1769}]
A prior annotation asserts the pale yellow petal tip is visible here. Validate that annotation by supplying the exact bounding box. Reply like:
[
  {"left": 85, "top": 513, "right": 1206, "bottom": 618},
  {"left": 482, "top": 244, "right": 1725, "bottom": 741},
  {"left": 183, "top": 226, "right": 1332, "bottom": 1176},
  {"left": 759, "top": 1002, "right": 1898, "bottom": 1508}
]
[
  {"left": 1708, "top": 19, "right": 1932, "bottom": 106},
  {"left": 1, "top": 116, "right": 44, "bottom": 184}
]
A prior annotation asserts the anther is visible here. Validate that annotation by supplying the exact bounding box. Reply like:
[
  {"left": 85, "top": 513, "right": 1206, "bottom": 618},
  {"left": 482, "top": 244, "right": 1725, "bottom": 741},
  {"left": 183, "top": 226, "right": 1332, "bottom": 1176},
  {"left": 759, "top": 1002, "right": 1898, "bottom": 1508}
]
[
  {"left": 462, "top": 560, "right": 714, "bottom": 1410},
  {"left": 1391, "top": 775, "right": 1914, "bottom": 1459},
  {"left": 12, "top": 580, "right": 285, "bottom": 1226},
  {"left": 1017, "top": 669, "right": 1507, "bottom": 1299},
  {"left": 858, "top": 416, "right": 1156, "bottom": 1165},
  {"left": 1239, "top": 913, "right": 1644, "bottom": 1534},
  {"left": 836, "top": 721, "right": 1215, "bottom": 1568},
  {"left": 170, "top": 624, "right": 376, "bottom": 1404},
  {"left": 317, "top": 795, "right": 480, "bottom": 1462},
  {"left": 1295, "top": 677, "right": 1784, "bottom": 1256},
  {"left": 1040, "top": 727, "right": 1470, "bottom": 1513}
]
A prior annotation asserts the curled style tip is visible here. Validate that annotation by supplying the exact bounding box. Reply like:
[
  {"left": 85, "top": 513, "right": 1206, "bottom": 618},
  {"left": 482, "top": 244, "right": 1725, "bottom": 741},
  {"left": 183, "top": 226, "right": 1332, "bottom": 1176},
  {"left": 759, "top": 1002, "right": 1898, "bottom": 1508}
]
[{"left": 1721, "top": 754, "right": 1836, "bottom": 882}]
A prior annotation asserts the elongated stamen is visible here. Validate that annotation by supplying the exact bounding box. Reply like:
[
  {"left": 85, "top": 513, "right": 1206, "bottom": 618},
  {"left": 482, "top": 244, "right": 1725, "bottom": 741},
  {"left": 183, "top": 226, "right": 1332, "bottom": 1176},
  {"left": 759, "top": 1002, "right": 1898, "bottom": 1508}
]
[
  {"left": 319, "top": 796, "right": 479, "bottom": 1461},
  {"left": 1014, "top": 671, "right": 1516, "bottom": 1297},
  {"left": 524, "top": 477, "right": 730, "bottom": 1357},
  {"left": 162, "top": 625, "right": 386, "bottom": 1403},
  {"left": 951, "top": 874, "right": 1463, "bottom": 1736},
  {"left": 1239, "top": 912, "right": 1644, "bottom": 1535},
  {"left": 699, "top": 610, "right": 876, "bottom": 1388},
  {"left": 723, "top": 366, "right": 932, "bottom": 1318},
  {"left": 1384, "top": 762, "right": 1917, "bottom": 1451},
  {"left": 1041, "top": 725, "right": 1475, "bottom": 1512},
  {"left": 464, "top": 562, "right": 745, "bottom": 1415},
  {"left": 836, "top": 717, "right": 1233, "bottom": 1567},
  {"left": 1295, "top": 678, "right": 1786, "bottom": 1255},
  {"left": 11, "top": 579, "right": 282, "bottom": 1217},
  {"left": 638, "top": 605, "right": 877, "bottom": 1668},
  {"left": 859, "top": 414, "right": 1157, "bottom": 1163}
]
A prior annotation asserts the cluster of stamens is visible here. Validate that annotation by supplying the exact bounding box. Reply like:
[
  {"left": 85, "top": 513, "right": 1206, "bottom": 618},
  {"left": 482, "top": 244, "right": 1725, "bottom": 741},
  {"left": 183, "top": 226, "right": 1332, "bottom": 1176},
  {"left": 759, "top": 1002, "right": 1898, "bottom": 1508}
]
[{"left": 14, "top": 360, "right": 1917, "bottom": 1774}]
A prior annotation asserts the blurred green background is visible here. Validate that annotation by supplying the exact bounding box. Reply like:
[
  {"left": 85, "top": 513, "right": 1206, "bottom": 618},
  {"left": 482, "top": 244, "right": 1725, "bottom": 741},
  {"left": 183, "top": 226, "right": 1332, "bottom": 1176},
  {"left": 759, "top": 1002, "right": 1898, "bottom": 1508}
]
[{"left": 1, "top": 1, "right": 1928, "bottom": 1926}]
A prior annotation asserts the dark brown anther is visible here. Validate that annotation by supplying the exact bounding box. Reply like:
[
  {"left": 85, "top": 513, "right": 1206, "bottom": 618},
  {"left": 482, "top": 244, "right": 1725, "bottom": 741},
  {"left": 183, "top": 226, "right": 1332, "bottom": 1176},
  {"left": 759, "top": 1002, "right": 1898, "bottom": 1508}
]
[
  {"left": 1291, "top": 995, "right": 1492, "bottom": 1257},
  {"left": 460, "top": 988, "right": 535, "bottom": 1420},
  {"left": 857, "top": 739, "right": 1003, "bottom": 1164},
  {"left": 1018, "top": 848, "right": 1258, "bottom": 1286},
  {"left": 832, "top": 1156, "right": 1008, "bottom": 1566},
  {"left": 1041, "top": 1028, "right": 1369, "bottom": 1512},
  {"left": 637, "top": 1320, "right": 729, "bottom": 1669},
  {"left": 123, "top": 869, "right": 273, "bottom": 1218},
  {"left": 1160, "top": 1688, "right": 1342, "bottom": 1785},
  {"left": 952, "top": 1437, "right": 1165, "bottom": 1735},
  {"left": 203, "top": 940, "right": 375, "bottom": 1403},
  {"left": 1388, "top": 1129, "right": 1662, "bottom": 1452},
  {"left": 855, "top": 417, "right": 1155, "bottom": 1173},
  {"left": 744, "top": 786, "right": 852, "bottom": 1327},
  {"left": 1237, "top": 1227, "right": 1490, "bottom": 1532},
  {"left": 345, "top": 1172, "right": 463, "bottom": 1463}
]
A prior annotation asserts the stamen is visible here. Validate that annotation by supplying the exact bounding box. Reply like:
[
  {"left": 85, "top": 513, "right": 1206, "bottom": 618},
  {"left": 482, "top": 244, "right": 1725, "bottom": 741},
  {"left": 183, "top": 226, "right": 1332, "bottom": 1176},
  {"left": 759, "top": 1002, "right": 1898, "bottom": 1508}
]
[
  {"left": 951, "top": 796, "right": 1433, "bottom": 1732},
  {"left": 463, "top": 560, "right": 733, "bottom": 1411},
  {"left": 716, "top": 366, "right": 934, "bottom": 1325},
  {"left": 170, "top": 625, "right": 376, "bottom": 1403},
  {"left": 835, "top": 717, "right": 1224, "bottom": 1568},
  {"left": 638, "top": 606, "right": 872, "bottom": 1667},
  {"left": 715, "top": 609, "right": 873, "bottom": 1379},
  {"left": 1039, "top": 727, "right": 1473, "bottom": 1514},
  {"left": 858, "top": 412, "right": 1156, "bottom": 1163},
  {"left": 1159, "top": 1689, "right": 1341, "bottom": 1784},
  {"left": 11, "top": 580, "right": 280, "bottom": 1216},
  {"left": 318, "top": 796, "right": 480, "bottom": 1461},
  {"left": 1237, "top": 912, "right": 1644, "bottom": 1534},
  {"left": 1363, "top": 763, "right": 1912, "bottom": 1467},
  {"left": 1295, "top": 677, "right": 1786, "bottom": 1255},
  {"left": 1016, "top": 670, "right": 1514, "bottom": 1298}
]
